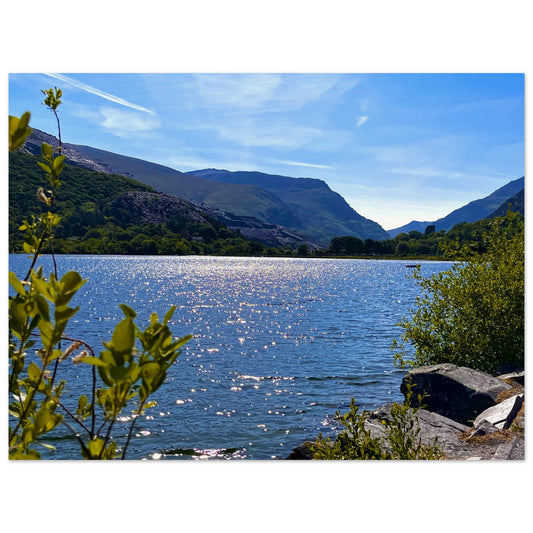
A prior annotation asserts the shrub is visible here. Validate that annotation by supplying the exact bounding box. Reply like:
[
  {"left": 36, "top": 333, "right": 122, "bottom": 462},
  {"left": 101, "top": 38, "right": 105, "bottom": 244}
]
[
  {"left": 393, "top": 211, "right": 524, "bottom": 374},
  {"left": 311, "top": 385, "right": 443, "bottom": 460}
]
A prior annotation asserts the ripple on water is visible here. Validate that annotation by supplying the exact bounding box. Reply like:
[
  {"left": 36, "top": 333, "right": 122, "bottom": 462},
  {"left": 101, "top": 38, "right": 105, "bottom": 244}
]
[{"left": 9, "top": 255, "right": 453, "bottom": 459}]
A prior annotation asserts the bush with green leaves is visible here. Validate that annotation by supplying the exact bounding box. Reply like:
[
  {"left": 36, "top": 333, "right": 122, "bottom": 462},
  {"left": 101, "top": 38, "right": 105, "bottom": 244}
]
[
  {"left": 312, "top": 385, "right": 443, "bottom": 460},
  {"left": 8, "top": 89, "right": 191, "bottom": 459},
  {"left": 392, "top": 210, "right": 524, "bottom": 375}
]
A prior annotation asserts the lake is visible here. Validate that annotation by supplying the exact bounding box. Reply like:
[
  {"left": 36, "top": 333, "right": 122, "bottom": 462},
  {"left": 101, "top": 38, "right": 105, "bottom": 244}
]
[{"left": 9, "top": 255, "right": 453, "bottom": 460}]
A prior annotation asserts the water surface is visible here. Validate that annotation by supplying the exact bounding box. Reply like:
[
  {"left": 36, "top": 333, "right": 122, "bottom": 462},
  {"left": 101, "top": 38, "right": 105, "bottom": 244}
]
[{"left": 9, "top": 255, "right": 453, "bottom": 459}]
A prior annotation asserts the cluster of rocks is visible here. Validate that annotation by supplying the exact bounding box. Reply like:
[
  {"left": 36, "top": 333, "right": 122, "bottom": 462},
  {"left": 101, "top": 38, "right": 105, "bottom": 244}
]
[
  {"left": 287, "top": 363, "right": 524, "bottom": 460},
  {"left": 108, "top": 191, "right": 213, "bottom": 226}
]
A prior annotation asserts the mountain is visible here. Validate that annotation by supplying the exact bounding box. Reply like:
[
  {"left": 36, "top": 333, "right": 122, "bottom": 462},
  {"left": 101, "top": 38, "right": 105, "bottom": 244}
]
[
  {"left": 11, "top": 150, "right": 296, "bottom": 255},
  {"left": 21, "top": 128, "right": 389, "bottom": 245},
  {"left": 9, "top": 149, "right": 155, "bottom": 236},
  {"left": 188, "top": 169, "right": 390, "bottom": 243},
  {"left": 487, "top": 189, "right": 524, "bottom": 219},
  {"left": 388, "top": 177, "right": 525, "bottom": 237}
]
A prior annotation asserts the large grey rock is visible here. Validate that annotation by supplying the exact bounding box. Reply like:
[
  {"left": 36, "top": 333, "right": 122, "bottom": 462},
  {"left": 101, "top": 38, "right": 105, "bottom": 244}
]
[
  {"left": 285, "top": 441, "right": 316, "bottom": 460},
  {"left": 474, "top": 394, "right": 524, "bottom": 430},
  {"left": 401, "top": 364, "right": 512, "bottom": 425},
  {"left": 468, "top": 419, "right": 500, "bottom": 438},
  {"left": 366, "top": 403, "right": 470, "bottom": 457},
  {"left": 497, "top": 371, "right": 525, "bottom": 386}
]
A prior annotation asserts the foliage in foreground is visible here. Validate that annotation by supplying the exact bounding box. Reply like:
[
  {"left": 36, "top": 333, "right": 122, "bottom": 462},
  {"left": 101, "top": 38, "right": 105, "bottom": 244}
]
[
  {"left": 8, "top": 89, "right": 191, "bottom": 459},
  {"left": 312, "top": 386, "right": 443, "bottom": 460},
  {"left": 393, "top": 211, "right": 524, "bottom": 375}
]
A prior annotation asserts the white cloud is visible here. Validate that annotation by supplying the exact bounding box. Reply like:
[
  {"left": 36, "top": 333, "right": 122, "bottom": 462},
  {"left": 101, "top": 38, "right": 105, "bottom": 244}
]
[
  {"left": 181, "top": 74, "right": 358, "bottom": 152},
  {"left": 194, "top": 74, "right": 282, "bottom": 111},
  {"left": 71, "top": 104, "right": 160, "bottom": 138},
  {"left": 214, "top": 118, "right": 322, "bottom": 149},
  {"left": 193, "top": 73, "right": 344, "bottom": 114},
  {"left": 272, "top": 159, "right": 333, "bottom": 170},
  {"left": 100, "top": 107, "right": 161, "bottom": 137},
  {"left": 357, "top": 116, "right": 369, "bottom": 126}
]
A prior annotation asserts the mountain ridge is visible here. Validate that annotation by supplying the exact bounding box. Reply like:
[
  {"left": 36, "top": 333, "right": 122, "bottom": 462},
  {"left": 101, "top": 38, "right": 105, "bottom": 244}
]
[
  {"left": 20, "top": 128, "right": 523, "bottom": 245},
  {"left": 388, "top": 176, "right": 524, "bottom": 237},
  {"left": 21, "top": 128, "right": 390, "bottom": 244},
  {"left": 187, "top": 168, "right": 390, "bottom": 242}
]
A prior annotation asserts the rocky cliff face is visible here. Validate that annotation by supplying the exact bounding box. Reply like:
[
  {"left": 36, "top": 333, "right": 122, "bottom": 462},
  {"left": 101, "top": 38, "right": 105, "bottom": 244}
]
[
  {"left": 107, "top": 191, "right": 214, "bottom": 226},
  {"left": 22, "top": 129, "right": 112, "bottom": 173}
]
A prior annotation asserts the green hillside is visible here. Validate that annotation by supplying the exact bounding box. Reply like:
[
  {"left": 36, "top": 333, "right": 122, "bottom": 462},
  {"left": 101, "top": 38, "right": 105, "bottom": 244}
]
[
  {"left": 9, "top": 150, "right": 154, "bottom": 238},
  {"left": 9, "top": 150, "right": 275, "bottom": 256},
  {"left": 188, "top": 169, "right": 391, "bottom": 242},
  {"left": 21, "top": 129, "right": 390, "bottom": 244}
]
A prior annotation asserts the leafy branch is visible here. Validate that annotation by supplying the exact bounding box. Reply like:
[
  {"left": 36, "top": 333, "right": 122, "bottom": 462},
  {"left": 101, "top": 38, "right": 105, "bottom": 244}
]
[{"left": 8, "top": 89, "right": 191, "bottom": 459}]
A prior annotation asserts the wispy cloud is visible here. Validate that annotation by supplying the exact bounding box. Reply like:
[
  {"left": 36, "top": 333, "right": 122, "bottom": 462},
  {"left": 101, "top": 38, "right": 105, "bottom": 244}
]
[
  {"left": 357, "top": 116, "right": 369, "bottom": 126},
  {"left": 194, "top": 73, "right": 343, "bottom": 114},
  {"left": 44, "top": 73, "right": 155, "bottom": 115},
  {"left": 272, "top": 159, "right": 333, "bottom": 170},
  {"left": 99, "top": 107, "right": 160, "bottom": 137},
  {"left": 194, "top": 74, "right": 282, "bottom": 112},
  {"left": 70, "top": 104, "right": 160, "bottom": 138},
  {"left": 214, "top": 118, "right": 322, "bottom": 149}
]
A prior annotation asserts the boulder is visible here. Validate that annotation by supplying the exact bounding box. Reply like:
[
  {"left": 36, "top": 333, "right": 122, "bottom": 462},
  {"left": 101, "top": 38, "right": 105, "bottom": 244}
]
[
  {"left": 285, "top": 441, "right": 316, "bottom": 460},
  {"left": 497, "top": 371, "right": 525, "bottom": 386},
  {"left": 366, "top": 403, "right": 470, "bottom": 457},
  {"left": 473, "top": 394, "right": 524, "bottom": 430},
  {"left": 468, "top": 419, "right": 500, "bottom": 439},
  {"left": 400, "top": 364, "right": 512, "bottom": 425}
]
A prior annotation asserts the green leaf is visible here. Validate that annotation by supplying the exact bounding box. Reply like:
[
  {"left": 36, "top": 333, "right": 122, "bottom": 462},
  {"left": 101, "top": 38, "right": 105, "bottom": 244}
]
[
  {"left": 55, "top": 304, "right": 79, "bottom": 325},
  {"left": 108, "top": 317, "right": 135, "bottom": 354},
  {"left": 49, "top": 349, "right": 63, "bottom": 363},
  {"left": 22, "top": 242, "right": 35, "bottom": 254},
  {"left": 80, "top": 356, "right": 109, "bottom": 367},
  {"left": 41, "top": 142, "right": 53, "bottom": 161},
  {"left": 9, "top": 401, "right": 23, "bottom": 418},
  {"left": 58, "top": 271, "right": 86, "bottom": 305},
  {"left": 77, "top": 395, "right": 88, "bottom": 418},
  {"left": 9, "top": 112, "right": 32, "bottom": 152},
  {"left": 37, "top": 161, "right": 52, "bottom": 174},
  {"left": 9, "top": 448, "right": 41, "bottom": 460},
  {"left": 27, "top": 362, "right": 41, "bottom": 381},
  {"left": 31, "top": 276, "right": 54, "bottom": 301},
  {"left": 174, "top": 334, "right": 193, "bottom": 350},
  {"left": 37, "top": 318, "right": 55, "bottom": 350},
  {"left": 163, "top": 306, "right": 176, "bottom": 324},
  {"left": 87, "top": 438, "right": 105, "bottom": 458},
  {"left": 141, "top": 362, "right": 161, "bottom": 382},
  {"left": 109, "top": 363, "right": 140, "bottom": 384},
  {"left": 119, "top": 304, "right": 137, "bottom": 319},
  {"left": 9, "top": 272, "right": 26, "bottom": 296},
  {"left": 52, "top": 155, "right": 65, "bottom": 175},
  {"left": 35, "top": 294, "right": 50, "bottom": 322}
]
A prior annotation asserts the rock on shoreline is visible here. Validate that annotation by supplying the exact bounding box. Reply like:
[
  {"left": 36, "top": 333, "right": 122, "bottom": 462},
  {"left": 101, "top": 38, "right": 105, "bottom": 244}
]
[{"left": 286, "top": 363, "right": 525, "bottom": 460}]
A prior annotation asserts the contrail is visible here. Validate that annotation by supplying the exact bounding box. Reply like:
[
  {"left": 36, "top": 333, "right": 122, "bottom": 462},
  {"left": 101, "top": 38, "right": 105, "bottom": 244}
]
[{"left": 43, "top": 73, "right": 155, "bottom": 115}]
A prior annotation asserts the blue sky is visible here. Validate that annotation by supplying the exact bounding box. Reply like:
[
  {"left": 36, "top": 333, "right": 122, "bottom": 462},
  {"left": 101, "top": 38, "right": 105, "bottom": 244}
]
[{"left": 9, "top": 73, "right": 524, "bottom": 230}]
